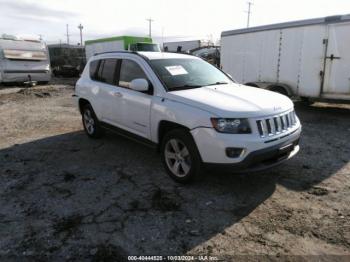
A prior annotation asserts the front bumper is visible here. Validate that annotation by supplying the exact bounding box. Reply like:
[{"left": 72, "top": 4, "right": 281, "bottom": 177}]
[
  {"left": 204, "top": 137, "right": 300, "bottom": 172},
  {"left": 191, "top": 124, "right": 301, "bottom": 168}
]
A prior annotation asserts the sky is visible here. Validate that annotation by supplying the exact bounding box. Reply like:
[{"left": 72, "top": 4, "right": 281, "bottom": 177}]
[{"left": 0, "top": 0, "right": 350, "bottom": 45}]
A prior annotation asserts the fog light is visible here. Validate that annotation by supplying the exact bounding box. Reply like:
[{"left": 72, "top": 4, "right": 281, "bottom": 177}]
[{"left": 226, "top": 147, "right": 244, "bottom": 158}]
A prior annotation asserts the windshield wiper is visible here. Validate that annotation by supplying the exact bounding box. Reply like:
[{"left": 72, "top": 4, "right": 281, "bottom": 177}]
[
  {"left": 170, "top": 84, "right": 203, "bottom": 91},
  {"left": 206, "top": 81, "right": 229, "bottom": 86}
]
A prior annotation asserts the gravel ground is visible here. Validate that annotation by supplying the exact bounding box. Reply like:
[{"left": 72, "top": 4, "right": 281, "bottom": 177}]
[{"left": 0, "top": 81, "right": 349, "bottom": 261}]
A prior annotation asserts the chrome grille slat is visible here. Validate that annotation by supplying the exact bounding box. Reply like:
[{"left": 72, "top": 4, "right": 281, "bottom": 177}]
[
  {"left": 270, "top": 118, "right": 276, "bottom": 134},
  {"left": 284, "top": 114, "right": 289, "bottom": 128},
  {"left": 274, "top": 117, "right": 280, "bottom": 133},
  {"left": 261, "top": 120, "right": 267, "bottom": 137},
  {"left": 277, "top": 116, "right": 282, "bottom": 131},
  {"left": 286, "top": 114, "right": 290, "bottom": 127},
  {"left": 288, "top": 112, "right": 293, "bottom": 126},
  {"left": 256, "top": 110, "right": 297, "bottom": 137},
  {"left": 280, "top": 116, "right": 286, "bottom": 130}
]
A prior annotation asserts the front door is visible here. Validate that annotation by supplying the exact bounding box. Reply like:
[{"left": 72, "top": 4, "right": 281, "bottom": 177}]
[
  {"left": 322, "top": 23, "right": 350, "bottom": 95},
  {"left": 116, "top": 59, "right": 152, "bottom": 139}
]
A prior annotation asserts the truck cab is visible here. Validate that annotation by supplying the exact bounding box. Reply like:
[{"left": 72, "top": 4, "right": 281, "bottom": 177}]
[{"left": 128, "top": 42, "right": 160, "bottom": 52}]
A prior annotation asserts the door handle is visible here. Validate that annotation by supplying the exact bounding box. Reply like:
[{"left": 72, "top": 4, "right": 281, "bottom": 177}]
[{"left": 112, "top": 91, "right": 123, "bottom": 98}]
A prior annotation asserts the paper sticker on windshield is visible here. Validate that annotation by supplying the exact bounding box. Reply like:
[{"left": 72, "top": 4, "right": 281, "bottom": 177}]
[{"left": 165, "top": 65, "right": 188, "bottom": 76}]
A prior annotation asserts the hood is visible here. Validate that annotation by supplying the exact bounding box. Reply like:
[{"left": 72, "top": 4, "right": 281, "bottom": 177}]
[{"left": 164, "top": 83, "right": 294, "bottom": 118}]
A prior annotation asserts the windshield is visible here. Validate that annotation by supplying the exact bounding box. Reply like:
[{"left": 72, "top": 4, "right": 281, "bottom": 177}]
[{"left": 150, "top": 58, "right": 233, "bottom": 91}]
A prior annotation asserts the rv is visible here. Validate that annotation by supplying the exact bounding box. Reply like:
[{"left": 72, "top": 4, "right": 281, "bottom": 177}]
[
  {"left": 221, "top": 15, "right": 350, "bottom": 103},
  {"left": 0, "top": 35, "right": 51, "bottom": 84}
]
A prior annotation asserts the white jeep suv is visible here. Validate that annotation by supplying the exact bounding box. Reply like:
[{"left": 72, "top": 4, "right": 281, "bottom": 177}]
[{"left": 74, "top": 51, "right": 301, "bottom": 183}]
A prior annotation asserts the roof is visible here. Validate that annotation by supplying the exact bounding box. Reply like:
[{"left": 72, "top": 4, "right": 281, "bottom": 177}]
[{"left": 222, "top": 14, "right": 350, "bottom": 37}]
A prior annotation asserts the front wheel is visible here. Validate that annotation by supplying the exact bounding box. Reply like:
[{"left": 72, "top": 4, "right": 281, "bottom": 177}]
[{"left": 161, "top": 129, "right": 202, "bottom": 183}]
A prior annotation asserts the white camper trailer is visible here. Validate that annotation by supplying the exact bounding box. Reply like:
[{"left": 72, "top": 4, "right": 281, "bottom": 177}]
[
  {"left": 221, "top": 15, "right": 350, "bottom": 103},
  {"left": 0, "top": 35, "right": 51, "bottom": 84}
]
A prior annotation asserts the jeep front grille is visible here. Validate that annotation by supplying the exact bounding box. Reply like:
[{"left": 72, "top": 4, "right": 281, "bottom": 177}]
[{"left": 256, "top": 111, "right": 297, "bottom": 137}]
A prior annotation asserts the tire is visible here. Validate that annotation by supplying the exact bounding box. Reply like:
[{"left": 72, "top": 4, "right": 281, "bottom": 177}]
[
  {"left": 160, "top": 129, "right": 202, "bottom": 183},
  {"left": 269, "top": 86, "right": 289, "bottom": 96},
  {"left": 300, "top": 97, "right": 314, "bottom": 106},
  {"left": 81, "top": 104, "right": 104, "bottom": 138}
]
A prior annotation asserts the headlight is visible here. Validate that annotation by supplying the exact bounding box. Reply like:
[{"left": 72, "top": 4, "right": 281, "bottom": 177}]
[{"left": 211, "top": 118, "right": 251, "bottom": 134}]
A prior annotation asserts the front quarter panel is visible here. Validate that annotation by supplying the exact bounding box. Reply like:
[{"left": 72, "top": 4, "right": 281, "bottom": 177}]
[{"left": 150, "top": 97, "right": 215, "bottom": 143}]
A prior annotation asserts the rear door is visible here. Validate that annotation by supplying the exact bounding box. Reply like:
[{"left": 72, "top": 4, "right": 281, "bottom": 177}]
[
  {"left": 92, "top": 58, "right": 124, "bottom": 124},
  {"left": 322, "top": 22, "right": 350, "bottom": 95}
]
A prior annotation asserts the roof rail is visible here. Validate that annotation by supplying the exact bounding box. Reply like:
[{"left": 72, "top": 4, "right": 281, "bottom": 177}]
[{"left": 93, "top": 50, "right": 139, "bottom": 56}]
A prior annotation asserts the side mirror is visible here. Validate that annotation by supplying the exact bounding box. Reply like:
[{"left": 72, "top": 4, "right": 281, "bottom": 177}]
[{"left": 129, "top": 78, "right": 149, "bottom": 92}]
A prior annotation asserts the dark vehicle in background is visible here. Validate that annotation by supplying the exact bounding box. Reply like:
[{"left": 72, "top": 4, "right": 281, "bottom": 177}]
[
  {"left": 48, "top": 44, "right": 85, "bottom": 78},
  {"left": 191, "top": 46, "right": 220, "bottom": 67},
  {"left": 52, "top": 65, "right": 80, "bottom": 77},
  {"left": 162, "top": 40, "right": 221, "bottom": 67}
]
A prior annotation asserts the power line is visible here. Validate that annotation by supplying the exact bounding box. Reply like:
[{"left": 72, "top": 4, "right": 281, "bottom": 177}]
[{"left": 146, "top": 18, "right": 154, "bottom": 38}]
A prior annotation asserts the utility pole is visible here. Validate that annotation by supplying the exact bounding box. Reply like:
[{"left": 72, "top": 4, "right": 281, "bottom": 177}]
[
  {"left": 66, "top": 24, "right": 70, "bottom": 45},
  {"left": 246, "top": 1, "right": 253, "bottom": 28},
  {"left": 78, "top": 23, "right": 84, "bottom": 46},
  {"left": 146, "top": 18, "right": 154, "bottom": 38}
]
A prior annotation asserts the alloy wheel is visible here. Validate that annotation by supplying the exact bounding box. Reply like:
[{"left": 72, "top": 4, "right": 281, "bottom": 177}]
[
  {"left": 83, "top": 109, "right": 95, "bottom": 135},
  {"left": 164, "top": 138, "right": 191, "bottom": 177}
]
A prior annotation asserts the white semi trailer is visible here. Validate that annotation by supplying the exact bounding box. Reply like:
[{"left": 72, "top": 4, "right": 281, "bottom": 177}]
[
  {"left": 221, "top": 14, "right": 350, "bottom": 103},
  {"left": 0, "top": 35, "right": 51, "bottom": 84}
]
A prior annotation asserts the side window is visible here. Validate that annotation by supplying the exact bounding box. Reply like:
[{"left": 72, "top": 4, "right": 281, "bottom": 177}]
[
  {"left": 96, "top": 60, "right": 104, "bottom": 81},
  {"left": 100, "top": 59, "right": 117, "bottom": 85},
  {"left": 119, "top": 59, "right": 147, "bottom": 88},
  {"left": 89, "top": 60, "right": 99, "bottom": 80},
  {"left": 89, "top": 59, "right": 118, "bottom": 85}
]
